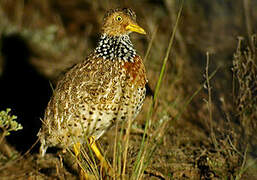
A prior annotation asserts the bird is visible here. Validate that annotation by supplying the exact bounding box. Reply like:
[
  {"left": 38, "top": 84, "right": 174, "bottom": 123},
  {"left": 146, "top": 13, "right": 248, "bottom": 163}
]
[{"left": 37, "top": 8, "right": 147, "bottom": 171}]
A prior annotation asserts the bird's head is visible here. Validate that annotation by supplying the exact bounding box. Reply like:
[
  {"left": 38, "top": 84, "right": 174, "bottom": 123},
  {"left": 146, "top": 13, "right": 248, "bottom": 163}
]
[{"left": 101, "top": 8, "right": 146, "bottom": 36}]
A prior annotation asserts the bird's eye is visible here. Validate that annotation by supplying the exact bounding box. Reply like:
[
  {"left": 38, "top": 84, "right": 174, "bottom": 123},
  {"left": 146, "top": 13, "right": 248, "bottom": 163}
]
[{"left": 116, "top": 16, "right": 123, "bottom": 22}]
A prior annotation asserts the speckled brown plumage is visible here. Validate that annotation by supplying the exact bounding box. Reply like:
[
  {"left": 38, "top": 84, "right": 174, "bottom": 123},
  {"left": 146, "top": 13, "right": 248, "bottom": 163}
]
[{"left": 38, "top": 8, "right": 147, "bottom": 156}]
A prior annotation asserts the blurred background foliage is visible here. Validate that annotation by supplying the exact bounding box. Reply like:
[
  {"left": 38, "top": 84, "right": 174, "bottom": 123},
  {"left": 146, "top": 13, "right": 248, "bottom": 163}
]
[{"left": 0, "top": 0, "right": 256, "bottom": 179}]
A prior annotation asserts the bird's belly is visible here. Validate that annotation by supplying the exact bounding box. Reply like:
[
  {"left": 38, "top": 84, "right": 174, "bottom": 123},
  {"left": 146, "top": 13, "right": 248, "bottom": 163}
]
[
  {"left": 43, "top": 85, "right": 146, "bottom": 149},
  {"left": 74, "top": 85, "right": 146, "bottom": 140}
]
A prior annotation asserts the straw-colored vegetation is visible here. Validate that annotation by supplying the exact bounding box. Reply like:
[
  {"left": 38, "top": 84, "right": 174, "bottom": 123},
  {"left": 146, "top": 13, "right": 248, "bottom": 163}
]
[{"left": 0, "top": 0, "right": 257, "bottom": 179}]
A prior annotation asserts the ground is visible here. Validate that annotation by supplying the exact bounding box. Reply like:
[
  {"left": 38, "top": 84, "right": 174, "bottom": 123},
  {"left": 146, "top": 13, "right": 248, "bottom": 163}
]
[{"left": 0, "top": 0, "right": 257, "bottom": 179}]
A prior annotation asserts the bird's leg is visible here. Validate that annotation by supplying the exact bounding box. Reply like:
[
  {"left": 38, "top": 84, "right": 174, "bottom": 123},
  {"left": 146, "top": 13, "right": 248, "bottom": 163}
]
[
  {"left": 89, "top": 136, "right": 113, "bottom": 175},
  {"left": 73, "top": 139, "right": 113, "bottom": 178},
  {"left": 73, "top": 142, "right": 92, "bottom": 180},
  {"left": 73, "top": 142, "right": 81, "bottom": 157}
]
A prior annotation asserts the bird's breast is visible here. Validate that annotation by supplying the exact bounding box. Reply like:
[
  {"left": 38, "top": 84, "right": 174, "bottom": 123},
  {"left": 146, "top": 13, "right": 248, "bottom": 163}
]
[{"left": 121, "top": 55, "right": 147, "bottom": 88}]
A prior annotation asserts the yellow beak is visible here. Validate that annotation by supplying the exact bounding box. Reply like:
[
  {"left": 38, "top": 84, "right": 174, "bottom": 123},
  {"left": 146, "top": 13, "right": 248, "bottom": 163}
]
[{"left": 125, "top": 23, "right": 146, "bottom": 35}]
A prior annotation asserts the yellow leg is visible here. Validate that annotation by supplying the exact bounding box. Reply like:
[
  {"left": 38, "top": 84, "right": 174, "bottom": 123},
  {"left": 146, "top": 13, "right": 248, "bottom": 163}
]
[
  {"left": 89, "top": 136, "right": 113, "bottom": 176},
  {"left": 74, "top": 142, "right": 81, "bottom": 157},
  {"left": 73, "top": 138, "right": 114, "bottom": 178},
  {"left": 73, "top": 143, "right": 92, "bottom": 180}
]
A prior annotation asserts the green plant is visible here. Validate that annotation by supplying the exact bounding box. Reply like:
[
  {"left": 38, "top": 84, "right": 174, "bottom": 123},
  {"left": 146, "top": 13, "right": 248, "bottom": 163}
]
[{"left": 0, "top": 108, "right": 22, "bottom": 143}]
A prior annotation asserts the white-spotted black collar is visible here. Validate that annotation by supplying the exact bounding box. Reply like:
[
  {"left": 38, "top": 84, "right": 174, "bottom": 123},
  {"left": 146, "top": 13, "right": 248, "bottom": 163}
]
[{"left": 94, "top": 34, "right": 136, "bottom": 62}]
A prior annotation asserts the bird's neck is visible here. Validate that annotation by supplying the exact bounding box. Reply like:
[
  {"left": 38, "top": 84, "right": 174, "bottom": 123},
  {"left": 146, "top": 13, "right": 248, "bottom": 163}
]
[{"left": 94, "top": 34, "right": 136, "bottom": 62}]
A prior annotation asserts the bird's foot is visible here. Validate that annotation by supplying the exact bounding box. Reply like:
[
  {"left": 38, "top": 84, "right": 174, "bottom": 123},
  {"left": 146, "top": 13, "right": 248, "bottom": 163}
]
[
  {"left": 73, "top": 139, "right": 114, "bottom": 179},
  {"left": 89, "top": 136, "right": 115, "bottom": 177}
]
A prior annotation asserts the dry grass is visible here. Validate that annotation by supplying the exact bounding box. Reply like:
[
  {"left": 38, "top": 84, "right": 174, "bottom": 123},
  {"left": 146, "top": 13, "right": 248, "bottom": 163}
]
[{"left": 0, "top": 0, "right": 257, "bottom": 179}]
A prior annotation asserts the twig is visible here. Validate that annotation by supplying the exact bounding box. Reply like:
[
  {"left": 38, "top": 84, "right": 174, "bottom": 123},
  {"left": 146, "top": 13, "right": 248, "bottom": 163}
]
[
  {"left": 205, "top": 52, "right": 218, "bottom": 149},
  {"left": 227, "top": 135, "right": 243, "bottom": 158},
  {"left": 143, "top": 25, "right": 158, "bottom": 62},
  {"left": 243, "top": 0, "right": 254, "bottom": 51},
  {"left": 122, "top": 103, "right": 133, "bottom": 177},
  {"left": 235, "top": 145, "right": 248, "bottom": 180}
]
